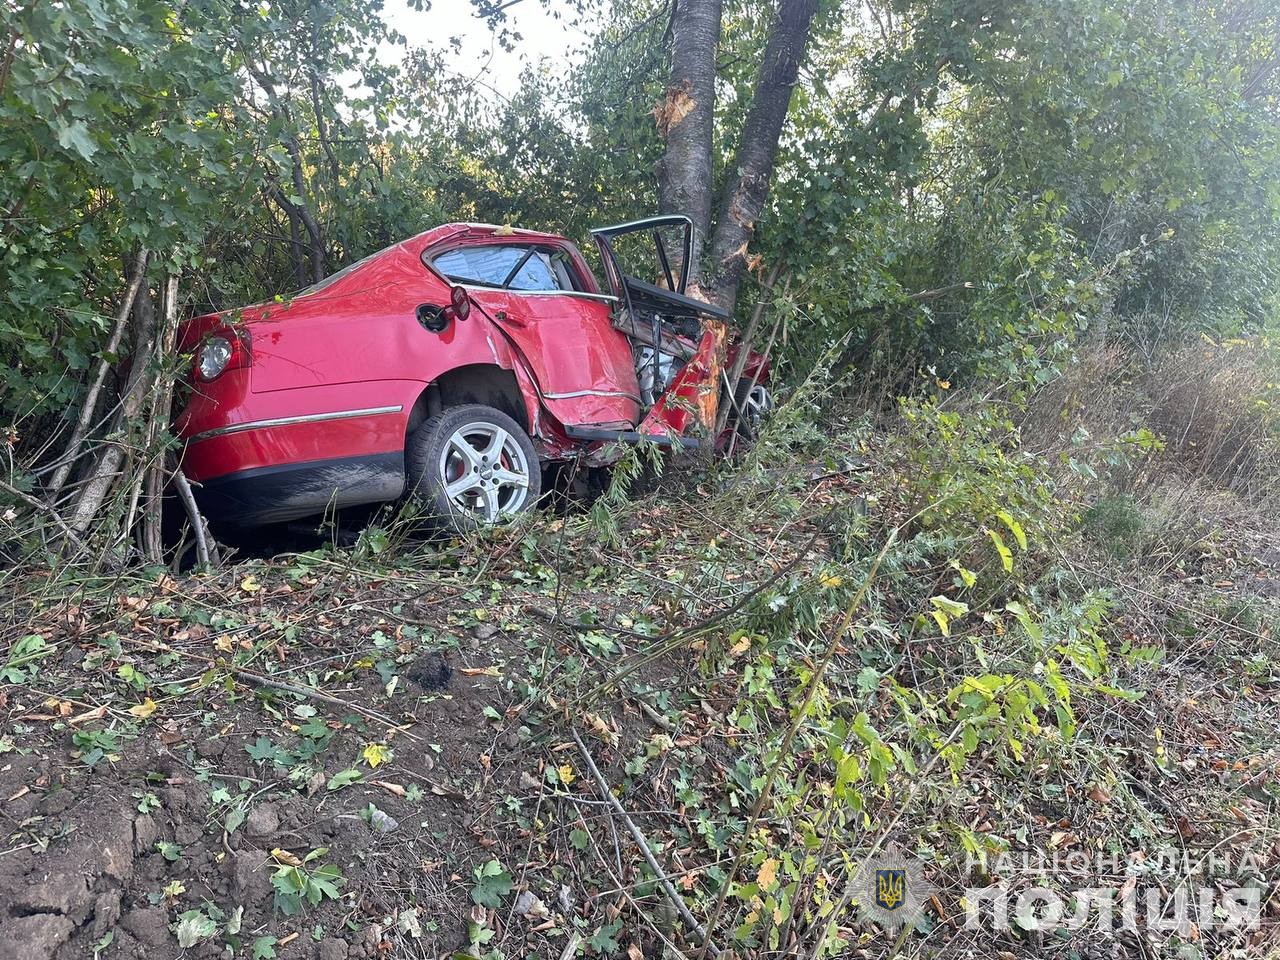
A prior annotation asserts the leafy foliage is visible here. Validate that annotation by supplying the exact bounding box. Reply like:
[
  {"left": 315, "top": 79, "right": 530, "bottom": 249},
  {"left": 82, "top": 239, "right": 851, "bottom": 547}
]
[{"left": 269, "top": 848, "right": 345, "bottom": 916}]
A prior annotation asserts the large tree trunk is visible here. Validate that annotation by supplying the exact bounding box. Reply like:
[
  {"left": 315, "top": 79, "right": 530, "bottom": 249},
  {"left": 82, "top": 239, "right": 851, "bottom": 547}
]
[
  {"left": 656, "top": 0, "right": 722, "bottom": 287},
  {"left": 705, "top": 0, "right": 818, "bottom": 314}
]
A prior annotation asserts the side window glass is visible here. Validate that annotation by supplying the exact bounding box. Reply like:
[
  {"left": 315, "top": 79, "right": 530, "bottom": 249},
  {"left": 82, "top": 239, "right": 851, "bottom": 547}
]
[{"left": 432, "top": 246, "right": 525, "bottom": 287}]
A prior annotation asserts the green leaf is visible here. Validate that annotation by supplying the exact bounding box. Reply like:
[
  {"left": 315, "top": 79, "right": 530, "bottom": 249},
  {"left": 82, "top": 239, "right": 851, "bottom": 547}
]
[
  {"left": 588, "top": 919, "right": 623, "bottom": 954},
  {"left": 156, "top": 840, "right": 182, "bottom": 861},
  {"left": 55, "top": 120, "right": 99, "bottom": 161},
  {"left": 245, "top": 737, "right": 291, "bottom": 766},
  {"left": 172, "top": 909, "right": 217, "bottom": 948},
  {"left": 995, "top": 509, "right": 1027, "bottom": 550},
  {"left": 470, "top": 859, "right": 512, "bottom": 908},
  {"left": 931, "top": 595, "right": 970, "bottom": 618},
  {"left": 309, "top": 864, "right": 346, "bottom": 900},
  {"left": 225, "top": 801, "right": 247, "bottom": 834},
  {"left": 1005, "top": 601, "right": 1044, "bottom": 644},
  {"left": 251, "top": 935, "right": 279, "bottom": 959},
  {"left": 327, "top": 769, "right": 362, "bottom": 791},
  {"left": 986, "top": 529, "right": 1014, "bottom": 573},
  {"left": 949, "top": 561, "right": 977, "bottom": 589}
]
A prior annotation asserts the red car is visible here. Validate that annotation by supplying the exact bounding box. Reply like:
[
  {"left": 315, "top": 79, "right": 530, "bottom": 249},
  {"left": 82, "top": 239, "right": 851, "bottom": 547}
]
[{"left": 175, "top": 216, "right": 771, "bottom": 529}]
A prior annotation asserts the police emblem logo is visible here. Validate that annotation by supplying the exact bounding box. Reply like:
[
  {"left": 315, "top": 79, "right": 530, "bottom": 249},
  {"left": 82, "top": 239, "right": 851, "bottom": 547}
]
[
  {"left": 854, "top": 844, "right": 935, "bottom": 931},
  {"left": 875, "top": 868, "right": 906, "bottom": 910}
]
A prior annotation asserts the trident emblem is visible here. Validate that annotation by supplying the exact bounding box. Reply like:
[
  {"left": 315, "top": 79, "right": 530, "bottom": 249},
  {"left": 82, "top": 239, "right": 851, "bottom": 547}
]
[{"left": 875, "top": 868, "right": 906, "bottom": 910}]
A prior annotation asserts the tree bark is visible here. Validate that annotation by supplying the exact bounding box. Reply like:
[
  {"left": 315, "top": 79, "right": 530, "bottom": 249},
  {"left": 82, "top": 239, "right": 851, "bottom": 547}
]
[
  {"left": 280, "top": 189, "right": 308, "bottom": 289},
  {"left": 656, "top": 0, "right": 722, "bottom": 286},
  {"left": 284, "top": 134, "right": 327, "bottom": 284},
  {"left": 47, "top": 248, "right": 149, "bottom": 501},
  {"left": 140, "top": 272, "right": 181, "bottom": 562},
  {"left": 309, "top": 69, "right": 343, "bottom": 204},
  {"left": 705, "top": 0, "right": 818, "bottom": 314},
  {"left": 248, "top": 62, "right": 326, "bottom": 285},
  {"left": 67, "top": 277, "right": 162, "bottom": 540}
]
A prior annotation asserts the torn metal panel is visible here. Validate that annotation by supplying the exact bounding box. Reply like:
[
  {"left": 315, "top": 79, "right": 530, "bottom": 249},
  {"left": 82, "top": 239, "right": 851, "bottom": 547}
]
[{"left": 639, "top": 319, "right": 727, "bottom": 441}]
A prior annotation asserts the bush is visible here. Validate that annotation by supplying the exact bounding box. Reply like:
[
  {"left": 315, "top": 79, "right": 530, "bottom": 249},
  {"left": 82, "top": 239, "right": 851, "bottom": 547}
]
[
  {"left": 1142, "top": 338, "right": 1280, "bottom": 500},
  {"left": 1081, "top": 493, "right": 1146, "bottom": 558}
]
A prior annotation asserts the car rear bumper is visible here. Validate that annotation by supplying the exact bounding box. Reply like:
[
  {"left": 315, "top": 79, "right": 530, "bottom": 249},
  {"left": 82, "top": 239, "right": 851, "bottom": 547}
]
[{"left": 193, "top": 452, "right": 406, "bottom": 528}]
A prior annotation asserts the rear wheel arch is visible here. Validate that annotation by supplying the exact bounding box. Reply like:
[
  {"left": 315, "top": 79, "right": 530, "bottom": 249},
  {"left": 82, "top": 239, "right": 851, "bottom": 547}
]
[{"left": 405, "top": 364, "right": 531, "bottom": 441}]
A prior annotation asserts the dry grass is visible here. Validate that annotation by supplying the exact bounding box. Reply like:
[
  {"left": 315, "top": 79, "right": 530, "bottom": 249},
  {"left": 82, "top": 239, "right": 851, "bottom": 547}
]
[
  {"left": 1141, "top": 338, "right": 1280, "bottom": 500},
  {"left": 1023, "top": 336, "right": 1279, "bottom": 504}
]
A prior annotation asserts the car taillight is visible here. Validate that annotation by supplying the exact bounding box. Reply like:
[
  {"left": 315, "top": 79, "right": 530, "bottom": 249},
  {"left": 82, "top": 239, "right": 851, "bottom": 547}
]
[{"left": 195, "top": 328, "right": 250, "bottom": 382}]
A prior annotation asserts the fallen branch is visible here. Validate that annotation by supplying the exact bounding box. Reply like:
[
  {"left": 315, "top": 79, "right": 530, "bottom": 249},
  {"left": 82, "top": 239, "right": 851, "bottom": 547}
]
[
  {"left": 572, "top": 728, "right": 718, "bottom": 956},
  {"left": 0, "top": 477, "right": 86, "bottom": 549},
  {"left": 726, "top": 277, "right": 789, "bottom": 458},
  {"left": 173, "top": 469, "right": 213, "bottom": 568},
  {"left": 715, "top": 261, "right": 784, "bottom": 437}
]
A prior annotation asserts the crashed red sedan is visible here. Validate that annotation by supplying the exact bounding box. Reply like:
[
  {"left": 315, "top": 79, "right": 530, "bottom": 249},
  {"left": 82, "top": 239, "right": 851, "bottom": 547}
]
[{"left": 175, "top": 215, "right": 771, "bottom": 529}]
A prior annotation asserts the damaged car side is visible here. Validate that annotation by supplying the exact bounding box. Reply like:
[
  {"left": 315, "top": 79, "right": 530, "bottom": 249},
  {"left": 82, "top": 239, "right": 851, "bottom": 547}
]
[{"left": 175, "top": 215, "right": 770, "bottom": 530}]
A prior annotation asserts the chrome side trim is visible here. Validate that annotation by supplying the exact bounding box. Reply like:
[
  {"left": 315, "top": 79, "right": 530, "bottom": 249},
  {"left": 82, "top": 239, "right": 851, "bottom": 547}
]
[
  {"left": 188, "top": 405, "right": 403, "bottom": 444},
  {"left": 542, "top": 388, "right": 643, "bottom": 403},
  {"left": 452, "top": 283, "right": 617, "bottom": 304}
]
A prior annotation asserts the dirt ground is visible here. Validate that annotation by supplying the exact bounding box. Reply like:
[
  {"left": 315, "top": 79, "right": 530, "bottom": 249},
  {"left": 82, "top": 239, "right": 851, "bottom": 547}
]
[
  {"left": 0, "top": 562, "right": 577, "bottom": 959},
  {"left": 3, "top": 459, "right": 1280, "bottom": 960}
]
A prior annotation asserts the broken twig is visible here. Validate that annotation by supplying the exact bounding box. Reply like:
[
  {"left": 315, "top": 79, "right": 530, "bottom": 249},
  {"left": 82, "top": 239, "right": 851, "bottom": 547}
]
[
  {"left": 572, "top": 728, "right": 718, "bottom": 956},
  {"left": 173, "top": 469, "right": 213, "bottom": 568}
]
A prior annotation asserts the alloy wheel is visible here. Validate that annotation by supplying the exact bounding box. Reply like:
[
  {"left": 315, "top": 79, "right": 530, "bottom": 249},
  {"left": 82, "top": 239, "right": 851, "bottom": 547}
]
[{"left": 438, "top": 421, "right": 532, "bottom": 522}]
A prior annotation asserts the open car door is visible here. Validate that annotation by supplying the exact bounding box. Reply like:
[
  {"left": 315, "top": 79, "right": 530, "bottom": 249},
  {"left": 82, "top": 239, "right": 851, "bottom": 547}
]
[{"left": 590, "top": 216, "right": 730, "bottom": 446}]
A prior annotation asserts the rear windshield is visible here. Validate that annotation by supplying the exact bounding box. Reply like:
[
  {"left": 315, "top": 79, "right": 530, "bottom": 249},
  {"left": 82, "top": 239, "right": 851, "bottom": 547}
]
[{"left": 432, "top": 244, "right": 578, "bottom": 292}]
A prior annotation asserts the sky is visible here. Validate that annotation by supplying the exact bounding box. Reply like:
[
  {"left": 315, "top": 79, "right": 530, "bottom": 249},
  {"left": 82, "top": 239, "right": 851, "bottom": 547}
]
[{"left": 377, "top": 0, "right": 593, "bottom": 102}]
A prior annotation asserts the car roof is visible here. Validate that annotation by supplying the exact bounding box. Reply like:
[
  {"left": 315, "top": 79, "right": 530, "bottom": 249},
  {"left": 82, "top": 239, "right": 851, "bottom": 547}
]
[{"left": 405, "top": 222, "right": 570, "bottom": 254}]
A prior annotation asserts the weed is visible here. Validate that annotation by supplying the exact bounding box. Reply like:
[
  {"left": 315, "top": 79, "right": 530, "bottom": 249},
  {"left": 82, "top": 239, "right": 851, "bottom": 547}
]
[
  {"left": 269, "top": 848, "right": 345, "bottom": 916},
  {"left": 469, "top": 858, "right": 512, "bottom": 909},
  {"left": 2, "top": 634, "right": 50, "bottom": 682},
  {"left": 1081, "top": 493, "right": 1147, "bottom": 557}
]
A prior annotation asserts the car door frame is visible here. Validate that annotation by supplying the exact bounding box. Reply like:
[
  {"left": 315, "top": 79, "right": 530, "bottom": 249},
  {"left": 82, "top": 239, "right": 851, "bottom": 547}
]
[{"left": 422, "top": 232, "right": 643, "bottom": 430}]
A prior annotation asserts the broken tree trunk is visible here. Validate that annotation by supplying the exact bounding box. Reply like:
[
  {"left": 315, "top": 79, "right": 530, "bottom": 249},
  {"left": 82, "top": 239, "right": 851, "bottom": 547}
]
[
  {"left": 705, "top": 0, "right": 818, "bottom": 314},
  {"left": 656, "top": 0, "right": 722, "bottom": 286}
]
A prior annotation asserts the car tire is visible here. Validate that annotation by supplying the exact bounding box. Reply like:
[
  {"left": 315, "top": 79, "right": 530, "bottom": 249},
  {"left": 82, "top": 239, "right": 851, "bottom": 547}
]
[{"left": 405, "top": 404, "right": 541, "bottom": 531}]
